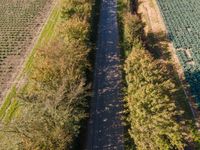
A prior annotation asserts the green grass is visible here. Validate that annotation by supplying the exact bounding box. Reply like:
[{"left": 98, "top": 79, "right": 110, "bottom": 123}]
[
  {"left": 0, "top": 87, "right": 16, "bottom": 121},
  {"left": 34, "top": 3, "right": 61, "bottom": 48},
  {"left": 25, "top": 3, "right": 61, "bottom": 71},
  {"left": 3, "top": 99, "right": 20, "bottom": 123}
]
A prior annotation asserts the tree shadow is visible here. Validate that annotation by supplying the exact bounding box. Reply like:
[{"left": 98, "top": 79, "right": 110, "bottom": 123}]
[
  {"left": 145, "top": 31, "right": 171, "bottom": 59},
  {"left": 184, "top": 70, "right": 200, "bottom": 110},
  {"left": 74, "top": 0, "right": 102, "bottom": 150},
  {"left": 167, "top": 63, "right": 195, "bottom": 120},
  {"left": 145, "top": 30, "right": 195, "bottom": 120}
]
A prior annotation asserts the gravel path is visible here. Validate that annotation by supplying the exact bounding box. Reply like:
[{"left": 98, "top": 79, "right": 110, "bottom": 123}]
[{"left": 85, "top": 0, "right": 124, "bottom": 149}]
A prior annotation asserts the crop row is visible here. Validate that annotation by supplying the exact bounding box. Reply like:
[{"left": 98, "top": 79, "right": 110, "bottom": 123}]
[
  {"left": 157, "top": 0, "right": 200, "bottom": 106},
  {"left": 0, "top": 0, "right": 54, "bottom": 97}
]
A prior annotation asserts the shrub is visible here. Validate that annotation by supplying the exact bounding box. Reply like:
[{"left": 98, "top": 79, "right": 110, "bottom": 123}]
[
  {"left": 124, "top": 13, "right": 144, "bottom": 51},
  {"left": 61, "top": 0, "right": 91, "bottom": 20}
]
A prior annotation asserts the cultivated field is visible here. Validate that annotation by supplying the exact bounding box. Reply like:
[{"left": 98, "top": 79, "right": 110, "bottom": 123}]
[
  {"left": 157, "top": 0, "right": 200, "bottom": 106},
  {"left": 0, "top": 0, "right": 55, "bottom": 101}
]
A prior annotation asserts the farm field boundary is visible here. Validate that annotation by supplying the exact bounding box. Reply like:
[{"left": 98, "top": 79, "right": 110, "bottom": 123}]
[
  {"left": 156, "top": 0, "right": 200, "bottom": 107},
  {"left": 119, "top": 0, "right": 200, "bottom": 149},
  {"left": 0, "top": 0, "right": 60, "bottom": 122},
  {"left": 156, "top": 0, "right": 200, "bottom": 125},
  {"left": 0, "top": 0, "right": 58, "bottom": 103}
]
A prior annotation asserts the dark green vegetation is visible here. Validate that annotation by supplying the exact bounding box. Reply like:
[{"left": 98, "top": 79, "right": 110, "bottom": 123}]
[
  {"left": 119, "top": 0, "right": 200, "bottom": 149},
  {"left": 0, "top": 0, "right": 93, "bottom": 149},
  {"left": 157, "top": 0, "right": 200, "bottom": 107}
]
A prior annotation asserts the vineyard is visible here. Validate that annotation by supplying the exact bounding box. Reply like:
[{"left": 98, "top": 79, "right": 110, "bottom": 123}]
[
  {"left": 157, "top": 0, "right": 200, "bottom": 106},
  {"left": 0, "top": 0, "right": 54, "bottom": 100},
  {"left": 0, "top": 0, "right": 93, "bottom": 148}
]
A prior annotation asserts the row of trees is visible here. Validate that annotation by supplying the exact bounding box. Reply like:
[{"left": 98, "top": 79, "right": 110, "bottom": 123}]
[
  {"left": 124, "top": 47, "right": 185, "bottom": 149},
  {"left": 120, "top": 0, "right": 197, "bottom": 149},
  {"left": 0, "top": 0, "right": 93, "bottom": 149}
]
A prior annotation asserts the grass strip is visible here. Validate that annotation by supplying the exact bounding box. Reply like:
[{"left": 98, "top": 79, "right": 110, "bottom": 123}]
[{"left": 0, "top": 87, "right": 16, "bottom": 120}]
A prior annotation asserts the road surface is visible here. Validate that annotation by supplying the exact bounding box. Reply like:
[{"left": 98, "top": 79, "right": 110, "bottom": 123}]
[{"left": 85, "top": 0, "right": 124, "bottom": 149}]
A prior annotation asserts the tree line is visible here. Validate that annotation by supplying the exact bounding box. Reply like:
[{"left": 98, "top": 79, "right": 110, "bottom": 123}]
[{"left": 119, "top": 0, "right": 200, "bottom": 149}]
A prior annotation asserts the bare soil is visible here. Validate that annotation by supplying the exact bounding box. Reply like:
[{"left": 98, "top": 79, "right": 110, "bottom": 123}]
[{"left": 0, "top": 0, "right": 57, "bottom": 103}]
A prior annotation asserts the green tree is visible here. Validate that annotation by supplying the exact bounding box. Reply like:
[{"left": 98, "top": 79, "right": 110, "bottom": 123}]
[
  {"left": 0, "top": 0, "right": 92, "bottom": 149},
  {"left": 124, "top": 13, "right": 144, "bottom": 49},
  {"left": 124, "top": 47, "right": 185, "bottom": 150}
]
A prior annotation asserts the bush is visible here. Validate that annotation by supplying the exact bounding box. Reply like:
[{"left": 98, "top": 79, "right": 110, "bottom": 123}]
[
  {"left": 61, "top": 0, "right": 91, "bottom": 20},
  {"left": 124, "top": 13, "right": 144, "bottom": 52}
]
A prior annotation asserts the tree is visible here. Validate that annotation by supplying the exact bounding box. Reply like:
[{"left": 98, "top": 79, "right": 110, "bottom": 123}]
[
  {"left": 124, "top": 47, "right": 185, "bottom": 150},
  {"left": 0, "top": 0, "right": 92, "bottom": 149},
  {"left": 124, "top": 13, "right": 144, "bottom": 53}
]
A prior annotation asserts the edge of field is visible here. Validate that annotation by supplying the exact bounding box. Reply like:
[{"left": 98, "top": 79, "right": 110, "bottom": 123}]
[
  {"left": 137, "top": 0, "right": 195, "bottom": 120},
  {"left": 0, "top": 0, "right": 61, "bottom": 122},
  {"left": 152, "top": 0, "right": 200, "bottom": 124}
]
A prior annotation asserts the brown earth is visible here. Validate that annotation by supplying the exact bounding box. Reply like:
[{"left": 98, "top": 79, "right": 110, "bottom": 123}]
[{"left": 0, "top": 0, "right": 57, "bottom": 104}]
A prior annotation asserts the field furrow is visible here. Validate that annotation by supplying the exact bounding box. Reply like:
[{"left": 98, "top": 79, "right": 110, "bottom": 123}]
[
  {"left": 157, "top": 0, "right": 200, "bottom": 106},
  {"left": 0, "top": 0, "right": 55, "bottom": 101}
]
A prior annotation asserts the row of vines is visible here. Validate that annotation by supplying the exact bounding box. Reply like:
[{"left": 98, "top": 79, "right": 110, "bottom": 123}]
[
  {"left": 157, "top": 0, "right": 200, "bottom": 106},
  {"left": 0, "top": 0, "right": 54, "bottom": 99},
  {"left": 0, "top": 0, "right": 93, "bottom": 149}
]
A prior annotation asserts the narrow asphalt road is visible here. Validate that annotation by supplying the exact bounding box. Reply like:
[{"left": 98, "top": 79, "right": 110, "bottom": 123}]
[{"left": 85, "top": 0, "right": 124, "bottom": 149}]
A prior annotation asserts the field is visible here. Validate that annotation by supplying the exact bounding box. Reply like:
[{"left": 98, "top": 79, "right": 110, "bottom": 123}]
[
  {"left": 0, "top": 0, "right": 93, "bottom": 148},
  {"left": 119, "top": 0, "right": 200, "bottom": 149},
  {"left": 157, "top": 0, "right": 200, "bottom": 106},
  {"left": 0, "top": 0, "right": 55, "bottom": 101},
  {"left": 0, "top": 0, "right": 60, "bottom": 123}
]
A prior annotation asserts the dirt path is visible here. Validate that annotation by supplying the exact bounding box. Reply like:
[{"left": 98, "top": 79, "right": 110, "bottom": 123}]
[{"left": 85, "top": 0, "right": 124, "bottom": 149}]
